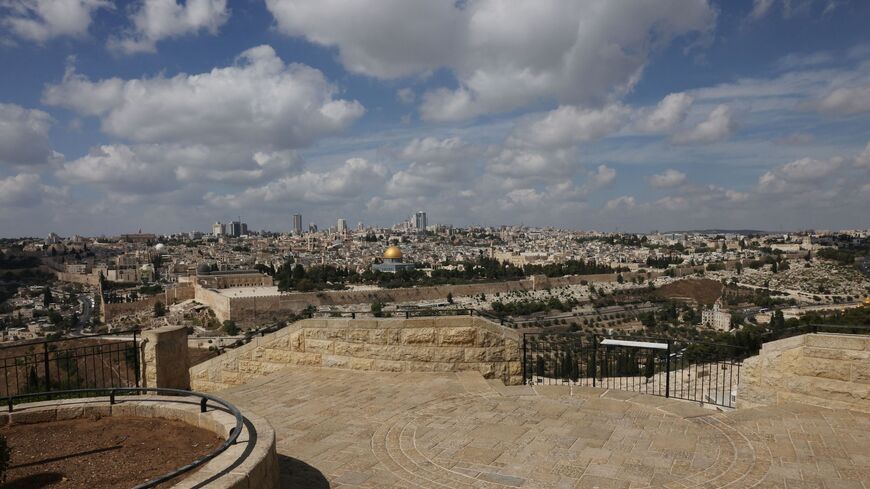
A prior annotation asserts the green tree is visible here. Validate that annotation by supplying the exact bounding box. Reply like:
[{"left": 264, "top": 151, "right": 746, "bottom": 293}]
[
  {"left": 371, "top": 301, "right": 384, "bottom": 318},
  {"left": 446, "top": 292, "right": 453, "bottom": 304},
  {"left": 616, "top": 274, "right": 624, "bottom": 284},
  {"left": 153, "top": 301, "right": 166, "bottom": 317},
  {"left": 43, "top": 287, "right": 52, "bottom": 307},
  {"left": 223, "top": 320, "right": 240, "bottom": 336}
]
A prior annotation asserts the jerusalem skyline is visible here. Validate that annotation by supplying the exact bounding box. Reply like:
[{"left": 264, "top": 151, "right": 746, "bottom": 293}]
[{"left": 1, "top": 0, "right": 869, "bottom": 237}]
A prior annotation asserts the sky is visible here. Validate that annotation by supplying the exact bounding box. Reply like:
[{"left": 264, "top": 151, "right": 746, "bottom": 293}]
[{"left": 0, "top": 0, "right": 869, "bottom": 237}]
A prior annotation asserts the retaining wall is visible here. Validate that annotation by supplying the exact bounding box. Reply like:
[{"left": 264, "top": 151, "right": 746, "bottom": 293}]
[
  {"left": 190, "top": 316, "right": 522, "bottom": 392},
  {"left": 55, "top": 271, "right": 101, "bottom": 287},
  {"left": 198, "top": 271, "right": 661, "bottom": 327},
  {"left": 738, "top": 333, "right": 870, "bottom": 413},
  {"left": 102, "top": 284, "right": 195, "bottom": 322},
  {"left": 2, "top": 396, "right": 278, "bottom": 489}
]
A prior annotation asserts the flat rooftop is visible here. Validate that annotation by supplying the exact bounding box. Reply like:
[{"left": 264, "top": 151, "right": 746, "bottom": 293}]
[{"left": 220, "top": 366, "right": 870, "bottom": 488}]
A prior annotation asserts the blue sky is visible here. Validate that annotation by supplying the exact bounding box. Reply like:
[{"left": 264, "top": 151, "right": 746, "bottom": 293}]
[{"left": 1, "top": 0, "right": 868, "bottom": 236}]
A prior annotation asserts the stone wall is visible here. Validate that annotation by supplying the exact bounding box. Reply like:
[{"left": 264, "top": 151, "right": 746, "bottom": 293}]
[
  {"left": 190, "top": 316, "right": 522, "bottom": 392},
  {"left": 55, "top": 271, "right": 102, "bottom": 287},
  {"left": 738, "top": 333, "right": 870, "bottom": 413},
  {"left": 141, "top": 325, "right": 190, "bottom": 390},
  {"left": 103, "top": 284, "right": 195, "bottom": 322},
  {"left": 3, "top": 395, "right": 279, "bottom": 489},
  {"left": 200, "top": 271, "right": 661, "bottom": 327}
]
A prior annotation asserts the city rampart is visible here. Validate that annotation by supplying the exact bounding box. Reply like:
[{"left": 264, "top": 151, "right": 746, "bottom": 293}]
[
  {"left": 190, "top": 316, "right": 522, "bottom": 392},
  {"left": 738, "top": 333, "right": 870, "bottom": 413},
  {"left": 200, "top": 271, "right": 662, "bottom": 327},
  {"left": 55, "top": 271, "right": 102, "bottom": 287},
  {"left": 102, "top": 283, "right": 195, "bottom": 322}
]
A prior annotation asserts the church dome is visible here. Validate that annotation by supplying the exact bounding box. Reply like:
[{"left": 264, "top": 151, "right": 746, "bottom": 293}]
[
  {"left": 196, "top": 263, "right": 211, "bottom": 275},
  {"left": 384, "top": 246, "right": 403, "bottom": 260}
]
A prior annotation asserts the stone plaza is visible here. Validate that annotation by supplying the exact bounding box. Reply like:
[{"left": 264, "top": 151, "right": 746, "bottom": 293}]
[{"left": 221, "top": 366, "right": 870, "bottom": 488}]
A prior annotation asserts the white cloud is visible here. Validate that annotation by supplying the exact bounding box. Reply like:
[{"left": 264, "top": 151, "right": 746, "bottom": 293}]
[
  {"left": 856, "top": 142, "right": 870, "bottom": 168},
  {"left": 654, "top": 196, "right": 689, "bottom": 210},
  {"left": 749, "top": 0, "right": 776, "bottom": 19},
  {"left": 814, "top": 85, "right": 870, "bottom": 115},
  {"left": 749, "top": 0, "right": 842, "bottom": 20},
  {"left": 1, "top": 0, "right": 110, "bottom": 42},
  {"left": 109, "top": 0, "right": 229, "bottom": 54},
  {"left": 757, "top": 156, "right": 842, "bottom": 193},
  {"left": 0, "top": 103, "right": 59, "bottom": 166},
  {"left": 635, "top": 92, "right": 694, "bottom": 132},
  {"left": 266, "top": 0, "right": 715, "bottom": 121},
  {"left": 207, "top": 157, "right": 388, "bottom": 209},
  {"left": 779, "top": 157, "right": 841, "bottom": 181},
  {"left": 486, "top": 148, "right": 576, "bottom": 180},
  {"left": 671, "top": 104, "right": 738, "bottom": 144},
  {"left": 385, "top": 137, "right": 477, "bottom": 198},
  {"left": 605, "top": 195, "right": 637, "bottom": 210},
  {"left": 585, "top": 165, "right": 616, "bottom": 189},
  {"left": 396, "top": 88, "right": 415, "bottom": 105},
  {"left": 58, "top": 144, "right": 178, "bottom": 194},
  {"left": 58, "top": 143, "right": 308, "bottom": 197},
  {"left": 0, "top": 173, "right": 66, "bottom": 207},
  {"left": 649, "top": 169, "right": 688, "bottom": 188},
  {"left": 398, "top": 137, "right": 470, "bottom": 162},
  {"left": 512, "top": 104, "right": 630, "bottom": 148},
  {"left": 43, "top": 45, "right": 364, "bottom": 148}
]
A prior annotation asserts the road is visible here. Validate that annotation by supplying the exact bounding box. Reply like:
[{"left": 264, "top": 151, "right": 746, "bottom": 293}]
[{"left": 72, "top": 293, "right": 94, "bottom": 336}]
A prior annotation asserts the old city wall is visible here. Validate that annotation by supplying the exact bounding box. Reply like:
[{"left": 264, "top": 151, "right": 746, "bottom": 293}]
[
  {"left": 738, "top": 333, "right": 870, "bottom": 414},
  {"left": 55, "top": 271, "right": 101, "bottom": 287},
  {"left": 207, "top": 271, "right": 667, "bottom": 327},
  {"left": 190, "top": 316, "right": 522, "bottom": 392},
  {"left": 194, "top": 286, "right": 232, "bottom": 322},
  {"left": 102, "top": 283, "right": 195, "bottom": 322}
]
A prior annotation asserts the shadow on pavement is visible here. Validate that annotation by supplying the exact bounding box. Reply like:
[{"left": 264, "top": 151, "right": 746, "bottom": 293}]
[{"left": 278, "top": 454, "right": 330, "bottom": 488}]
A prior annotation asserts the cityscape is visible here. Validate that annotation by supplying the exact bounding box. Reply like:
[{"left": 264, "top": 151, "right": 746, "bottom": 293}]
[{"left": 1, "top": 0, "right": 870, "bottom": 488}]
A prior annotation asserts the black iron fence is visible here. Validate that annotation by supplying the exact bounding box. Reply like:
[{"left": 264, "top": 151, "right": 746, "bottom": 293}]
[
  {"left": 522, "top": 333, "right": 743, "bottom": 408},
  {"left": 0, "top": 331, "right": 140, "bottom": 403}
]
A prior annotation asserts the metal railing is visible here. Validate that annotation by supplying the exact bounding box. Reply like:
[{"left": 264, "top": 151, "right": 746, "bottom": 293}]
[
  {"left": 6, "top": 387, "right": 243, "bottom": 489},
  {"left": 522, "top": 333, "right": 744, "bottom": 408},
  {"left": 0, "top": 330, "right": 140, "bottom": 404}
]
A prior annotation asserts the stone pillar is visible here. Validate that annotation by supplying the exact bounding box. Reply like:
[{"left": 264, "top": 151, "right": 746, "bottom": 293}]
[{"left": 141, "top": 325, "right": 190, "bottom": 390}]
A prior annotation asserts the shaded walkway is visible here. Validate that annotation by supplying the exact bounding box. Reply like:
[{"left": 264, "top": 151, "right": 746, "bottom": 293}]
[{"left": 220, "top": 367, "right": 870, "bottom": 488}]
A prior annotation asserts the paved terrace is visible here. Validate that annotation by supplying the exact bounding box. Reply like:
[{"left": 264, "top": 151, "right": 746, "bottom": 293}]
[{"left": 221, "top": 367, "right": 870, "bottom": 489}]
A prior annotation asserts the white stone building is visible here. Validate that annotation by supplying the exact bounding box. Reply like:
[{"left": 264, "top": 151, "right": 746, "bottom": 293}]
[{"left": 702, "top": 302, "right": 732, "bottom": 331}]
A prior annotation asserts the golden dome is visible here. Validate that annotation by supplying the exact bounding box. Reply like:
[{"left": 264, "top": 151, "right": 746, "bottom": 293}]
[
  {"left": 384, "top": 246, "right": 403, "bottom": 260},
  {"left": 863, "top": 296, "right": 870, "bottom": 307}
]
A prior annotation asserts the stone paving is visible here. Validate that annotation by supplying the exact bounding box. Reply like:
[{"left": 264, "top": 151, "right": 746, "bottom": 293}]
[{"left": 219, "top": 367, "right": 870, "bottom": 489}]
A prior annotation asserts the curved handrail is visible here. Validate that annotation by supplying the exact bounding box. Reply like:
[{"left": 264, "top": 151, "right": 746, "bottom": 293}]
[{"left": 5, "top": 387, "right": 243, "bottom": 489}]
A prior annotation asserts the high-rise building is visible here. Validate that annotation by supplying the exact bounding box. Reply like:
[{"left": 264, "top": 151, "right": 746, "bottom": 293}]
[
  {"left": 309, "top": 223, "right": 318, "bottom": 233},
  {"left": 415, "top": 211, "right": 427, "bottom": 230},
  {"left": 293, "top": 214, "right": 303, "bottom": 235},
  {"left": 240, "top": 222, "right": 248, "bottom": 236},
  {"left": 212, "top": 222, "right": 224, "bottom": 236},
  {"left": 229, "top": 221, "right": 242, "bottom": 237},
  {"left": 337, "top": 218, "right": 348, "bottom": 233}
]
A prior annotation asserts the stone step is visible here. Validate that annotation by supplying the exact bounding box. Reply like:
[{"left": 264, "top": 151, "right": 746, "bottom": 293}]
[{"left": 455, "top": 371, "right": 498, "bottom": 396}]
